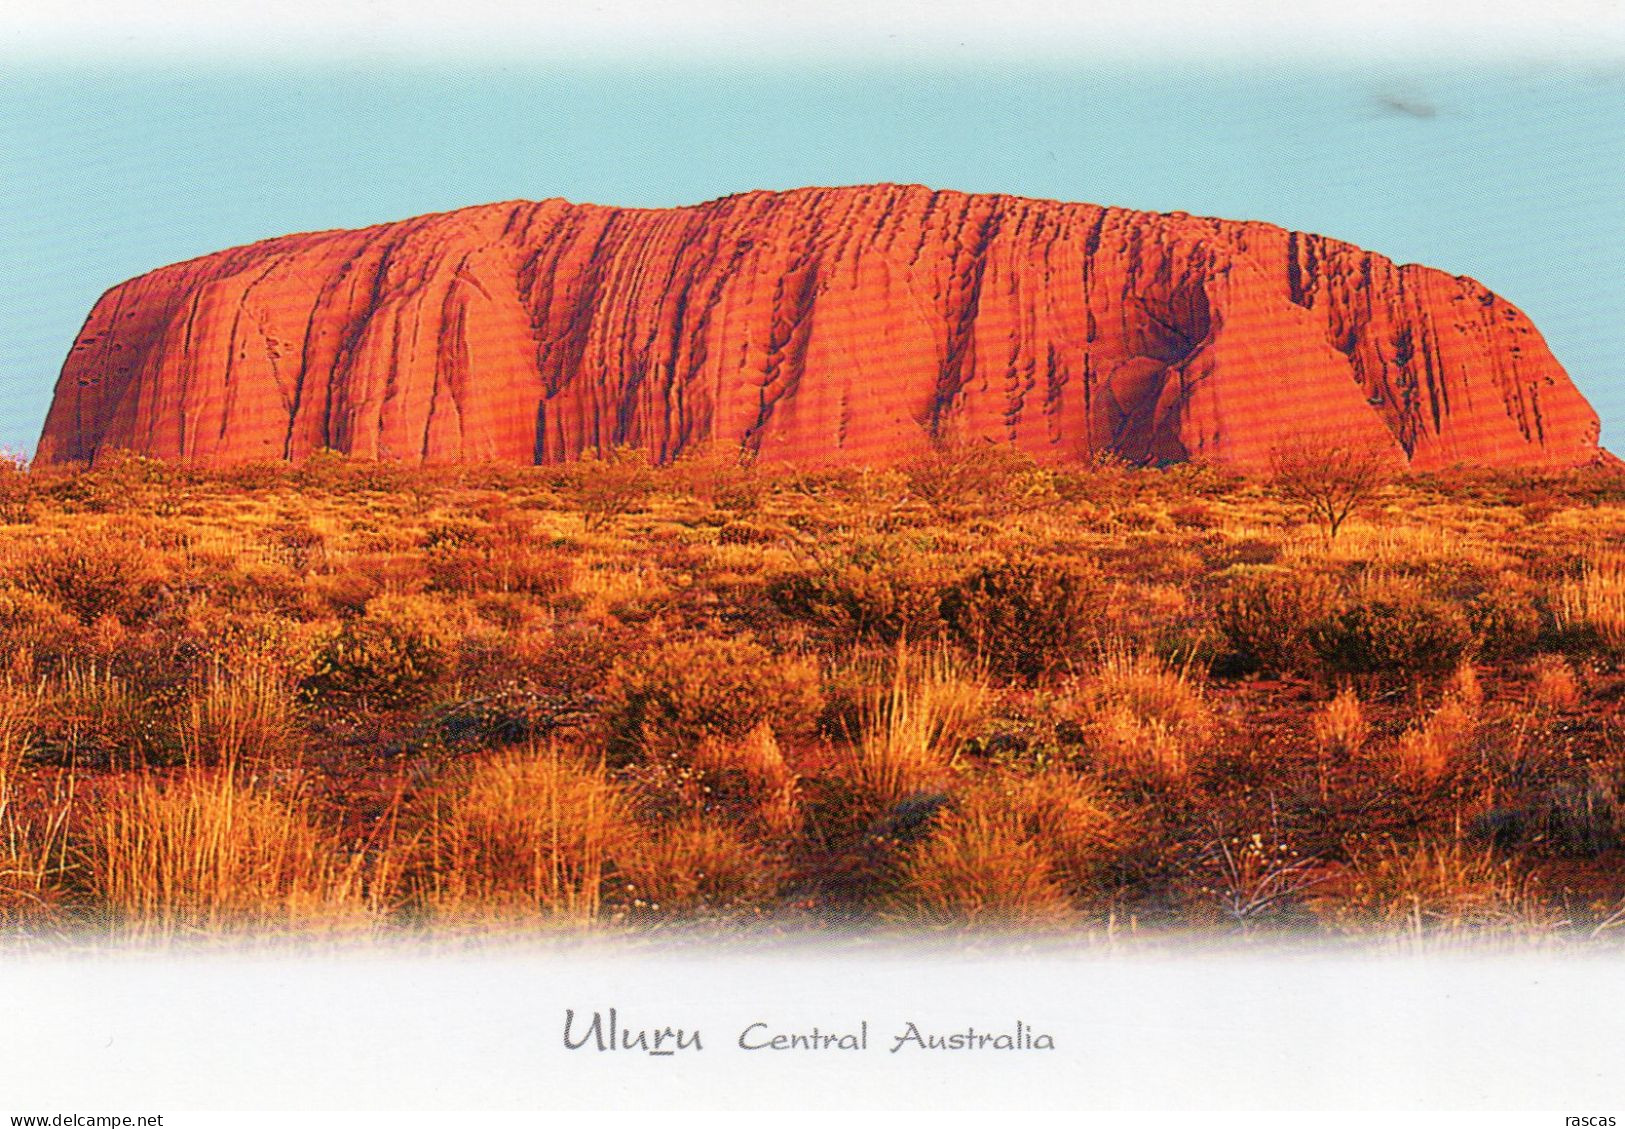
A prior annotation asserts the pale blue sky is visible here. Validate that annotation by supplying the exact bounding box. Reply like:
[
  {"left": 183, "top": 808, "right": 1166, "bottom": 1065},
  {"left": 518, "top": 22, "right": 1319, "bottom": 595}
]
[{"left": 2, "top": 51, "right": 1620, "bottom": 454}]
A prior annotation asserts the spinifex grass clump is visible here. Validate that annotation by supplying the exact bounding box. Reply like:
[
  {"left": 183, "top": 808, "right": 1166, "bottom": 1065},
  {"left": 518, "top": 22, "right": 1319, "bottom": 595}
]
[
  {"left": 1072, "top": 646, "right": 1214, "bottom": 787},
  {"left": 1557, "top": 552, "right": 1625, "bottom": 653},
  {"left": 843, "top": 644, "right": 990, "bottom": 810},
  {"left": 1331, "top": 840, "right": 1548, "bottom": 937},
  {"left": 412, "top": 745, "right": 631, "bottom": 923},
  {"left": 0, "top": 684, "right": 69, "bottom": 928},
  {"left": 177, "top": 663, "right": 300, "bottom": 766},
  {"left": 886, "top": 770, "right": 1127, "bottom": 927},
  {"left": 82, "top": 765, "right": 371, "bottom": 937}
]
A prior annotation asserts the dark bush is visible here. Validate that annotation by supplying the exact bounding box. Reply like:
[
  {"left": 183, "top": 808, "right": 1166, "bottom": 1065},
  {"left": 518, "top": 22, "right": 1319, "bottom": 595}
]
[
  {"left": 1211, "top": 566, "right": 1339, "bottom": 675},
  {"left": 604, "top": 636, "right": 822, "bottom": 755},
  {"left": 301, "top": 595, "right": 452, "bottom": 706},
  {"left": 767, "top": 550, "right": 946, "bottom": 645},
  {"left": 939, "top": 555, "right": 1104, "bottom": 681},
  {"left": 1308, "top": 591, "right": 1473, "bottom": 680}
]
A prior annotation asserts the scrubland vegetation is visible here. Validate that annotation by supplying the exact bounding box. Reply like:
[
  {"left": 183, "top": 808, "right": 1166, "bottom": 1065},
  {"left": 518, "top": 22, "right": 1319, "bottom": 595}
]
[{"left": 0, "top": 444, "right": 1623, "bottom": 947}]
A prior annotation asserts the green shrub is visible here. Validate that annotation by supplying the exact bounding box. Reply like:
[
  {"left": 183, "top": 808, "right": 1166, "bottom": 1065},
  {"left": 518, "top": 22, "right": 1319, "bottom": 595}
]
[
  {"left": 302, "top": 594, "right": 453, "bottom": 706},
  {"left": 767, "top": 547, "right": 946, "bottom": 645},
  {"left": 1309, "top": 587, "right": 1473, "bottom": 680},
  {"left": 940, "top": 555, "right": 1104, "bottom": 681},
  {"left": 1211, "top": 566, "right": 1339, "bottom": 675},
  {"left": 605, "top": 636, "right": 822, "bottom": 755}
]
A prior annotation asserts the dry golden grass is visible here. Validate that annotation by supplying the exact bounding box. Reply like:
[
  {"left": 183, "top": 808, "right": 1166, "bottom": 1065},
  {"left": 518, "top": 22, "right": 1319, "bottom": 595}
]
[
  {"left": 1557, "top": 552, "right": 1625, "bottom": 652},
  {"left": 886, "top": 770, "right": 1124, "bottom": 926},
  {"left": 1076, "top": 646, "right": 1213, "bottom": 787},
  {"left": 82, "top": 765, "right": 371, "bottom": 937},
  {"left": 1, "top": 456, "right": 1621, "bottom": 943},
  {"left": 177, "top": 663, "right": 299, "bottom": 766},
  {"left": 887, "top": 802, "right": 1072, "bottom": 927},
  {"left": 1332, "top": 840, "right": 1549, "bottom": 936},
  {"left": 413, "top": 745, "right": 630, "bottom": 924},
  {"left": 0, "top": 687, "right": 70, "bottom": 927},
  {"left": 843, "top": 644, "right": 991, "bottom": 809},
  {"left": 1527, "top": 653, "right": 1581, "bottom": 712}
]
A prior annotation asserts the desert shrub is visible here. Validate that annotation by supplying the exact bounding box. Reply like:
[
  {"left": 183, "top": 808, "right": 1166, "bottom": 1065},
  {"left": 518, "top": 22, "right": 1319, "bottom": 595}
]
[
  {"left": 1465, "top": 577, "right": 1541, "bottom": 658},
  {"left": 46, "top": 450, "right": 191, "bottom": 516},
  {"left": 413, "top": 747, "right": 632, "bottom": 921},
  {"left": 572, "top": 447, "right": 657, "bottom": 532},
  {"left": 302, "top": 594, "right": 453, "bottom": 706},
  {"left": 1532, "top": 764, "right": 1624, "bottom": 856},
  {"left": 665, "top": 442, "right": 765, "bottom": 514},
  {"left": 984, "top": 771, "right": 1128, "bottom": 896},
  {"left": 766, "top": 548, "right": 946, "bottom": 645},
  {"left": 0, "top": 586, "right": 81, "bottom": 663},
  {"left": 428, "top": 682, "right": 602, "bottom": 749},
  {"left": 11, "top": 535, "right": 170, "bottom": 626},
  {"left": 901, "top": 442, "right": 1045, "bottom": 514},
  {"left": 887, "top": 805, "right": 1070, "bottom": 926},
  {"left": 292, "top": 449, "right": 413, "bottom": 494},
  {"left": 1211, "top": 565, "right": 1339, "bottom": 675},
  {"left": 82, "top": 766, "right": 367, "bottom": 935},
  {"left": 178, "top": 546, "right": 314, "bottom": 617},
  {"left": 604, "top": 636, "right": 822, "bottom": 756},
  {"left": 621, "top": 817, "right": 785, "bottom": 919},
  {"left": 423, "top": 518, "right": 571, "bottom": 598},
  {"left": 1308, "top": 580, "right": 1472, "bottom": 681},
  {"left": 939, "top": 555, "right": 1104, "bottom": 681},
  {"left": 0, "top": 791, "right": 68, "bottom": 930},
  {"left": 0, "top": 696, "right": 69, "bottom": 927}
]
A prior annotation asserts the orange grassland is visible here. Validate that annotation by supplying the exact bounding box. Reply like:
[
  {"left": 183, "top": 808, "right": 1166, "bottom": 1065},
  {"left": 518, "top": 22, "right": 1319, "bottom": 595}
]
[{"left": 1, "top": 445, "right": 1623, "bottom": 947}]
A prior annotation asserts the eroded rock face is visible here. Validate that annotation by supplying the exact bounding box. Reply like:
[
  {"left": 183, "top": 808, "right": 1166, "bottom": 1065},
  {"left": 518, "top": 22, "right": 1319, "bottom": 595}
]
[{"left": 36, "top": 184, "right": 1602, "bottom": 471}]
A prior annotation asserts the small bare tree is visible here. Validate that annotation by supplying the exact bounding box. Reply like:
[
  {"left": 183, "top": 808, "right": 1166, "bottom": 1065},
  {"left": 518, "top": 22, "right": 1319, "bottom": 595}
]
[{"left": 1270, "top": 436, "right": 1391, "bottom": 540}]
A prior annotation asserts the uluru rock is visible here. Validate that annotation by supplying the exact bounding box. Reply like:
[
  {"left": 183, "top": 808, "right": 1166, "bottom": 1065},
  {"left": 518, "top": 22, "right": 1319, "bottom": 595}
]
[{"left": 35, "top": 184, "right": 1602, "bottom": 471}]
